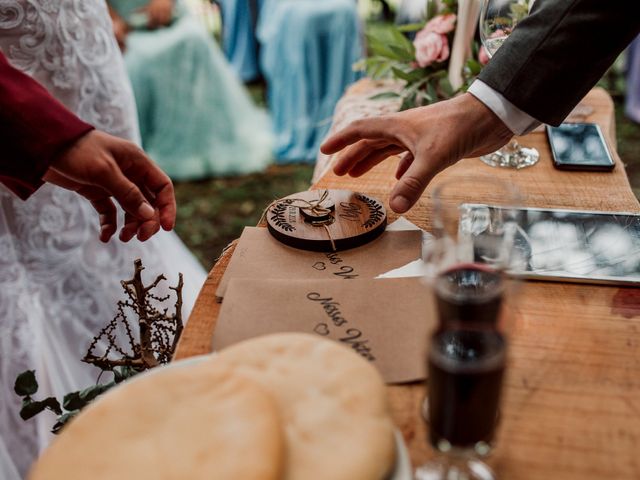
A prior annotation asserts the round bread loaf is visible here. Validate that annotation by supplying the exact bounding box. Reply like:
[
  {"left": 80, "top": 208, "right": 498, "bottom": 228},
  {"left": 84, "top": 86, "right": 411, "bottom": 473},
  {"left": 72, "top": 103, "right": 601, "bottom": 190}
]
[
  {"left": 29, "top": 361, "right": 285, "bottom": 480},
  {"left": 214, "top": 333, "right": 396, "bottom": 480}
]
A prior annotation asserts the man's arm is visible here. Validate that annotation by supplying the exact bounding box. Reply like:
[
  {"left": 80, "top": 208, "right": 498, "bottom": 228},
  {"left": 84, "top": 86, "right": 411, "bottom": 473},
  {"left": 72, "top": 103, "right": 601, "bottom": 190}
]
[
  {"left": 321, "top": 0, "right": 640, "bottom": 213},
  {"left": 479, "top": 0, "right": 640, "bottom": 126},
  {"left": 322, "top": 93, "right": 512, "bottom": 213}
]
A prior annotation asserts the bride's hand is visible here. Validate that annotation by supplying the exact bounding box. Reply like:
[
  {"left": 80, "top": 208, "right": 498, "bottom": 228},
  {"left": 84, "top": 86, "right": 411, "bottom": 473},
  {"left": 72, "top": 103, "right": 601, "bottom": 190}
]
[
  {"left": 145, "top": 0, "right": 173, "bottom": 29},
  {"left": 44, "top": 130, "right": 176, "bottom": 243}
]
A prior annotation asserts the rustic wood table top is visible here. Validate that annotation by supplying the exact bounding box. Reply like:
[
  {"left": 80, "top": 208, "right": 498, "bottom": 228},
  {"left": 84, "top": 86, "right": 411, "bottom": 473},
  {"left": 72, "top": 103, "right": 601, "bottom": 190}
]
[{"left": 175, "top": 82, "right": 640, "bottom": 480}]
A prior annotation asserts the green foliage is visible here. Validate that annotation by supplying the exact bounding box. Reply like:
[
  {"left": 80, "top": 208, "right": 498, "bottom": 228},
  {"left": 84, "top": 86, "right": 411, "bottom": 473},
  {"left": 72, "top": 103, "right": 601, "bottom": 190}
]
[
  {"left": 20, "top": 397, "right": 62, "bottom": 421},
  {"left": 361, "top": 1, "right": 486, "bottom": 111},
  {"left": 509, "top": 2, "right": 530, "bottom": 23},
  {"left": 369, "top": 91, "right": 402, "bottom": 101},
  {"left": 14, "top": 366, "right": 140, "bottom": 434},
  {"left": 52, "top": 411, "right": 80, "bottom": 434},
  {"left": 438, "top": 76, "right": 454, "bottom": 98},
  {"left": 15, "top": 370, "right": 62, "bottom": 421},
  {"left": 173, "top": 164, "right": 314, "bottom": 266},
  {"left": 397, "top": 23, "right": 425, "bottom": 33},
  {"left": 362, "top": 21, "right": 461, "bottom": 109},
  {"left": 440, "top": 0, "right": 458, "bottom": 15},
  {"left": 14, "top": 370, "right": 38, "bottom": 396},
  {"left": 391, "top": 66, "right": 424, "bottom": 83},
  {"left": 365, "top": 30, "right": 415, "bottom": 62},
  {"left": 63, "top": 383, "right": 114, "bottom": 411},
  {"left": 113, "top": 365, "right": 140, "bottom": 383},
  {"left": 426, "top": 0, "right": 456, "bottom": 18}
]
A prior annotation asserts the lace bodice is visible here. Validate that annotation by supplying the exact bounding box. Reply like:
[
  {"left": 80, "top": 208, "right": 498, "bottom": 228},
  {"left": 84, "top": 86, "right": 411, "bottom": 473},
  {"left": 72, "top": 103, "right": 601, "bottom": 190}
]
[
  {"left": 0, "top": 0, "right": 139, "bottom": 140},
  {"left": 0, "top": 2, "right": 205, "bottom": 477}
]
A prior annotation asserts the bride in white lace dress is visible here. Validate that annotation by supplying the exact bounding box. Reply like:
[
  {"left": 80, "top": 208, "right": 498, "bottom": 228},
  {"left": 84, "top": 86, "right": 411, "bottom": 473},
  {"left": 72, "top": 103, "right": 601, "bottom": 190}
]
[{"left": 0, "top": 1, "right": 207, "bottom": 477}]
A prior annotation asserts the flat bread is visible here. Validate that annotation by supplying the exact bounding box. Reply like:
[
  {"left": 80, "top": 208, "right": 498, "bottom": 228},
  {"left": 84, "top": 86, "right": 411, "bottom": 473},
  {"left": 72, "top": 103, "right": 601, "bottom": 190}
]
[
  {"left": 214, "top": 333, "right": 396, "bottom": 480},
  {"left": 29, "top": 361, "right": 285, "bottom": 480}
]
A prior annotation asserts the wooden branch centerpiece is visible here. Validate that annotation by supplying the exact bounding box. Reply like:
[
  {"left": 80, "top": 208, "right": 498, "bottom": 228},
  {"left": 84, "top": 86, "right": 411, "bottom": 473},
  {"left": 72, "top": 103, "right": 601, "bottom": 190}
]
[
  {"left": 15, "top": 259, "right": 185, "bottom": 433},
  {"left": 83, "top": 259, "right": 184, "bottom": 371}
]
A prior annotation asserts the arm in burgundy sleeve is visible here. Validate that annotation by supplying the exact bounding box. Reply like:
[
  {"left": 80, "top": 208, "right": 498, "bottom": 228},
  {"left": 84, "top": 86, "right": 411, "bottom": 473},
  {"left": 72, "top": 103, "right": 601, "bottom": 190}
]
[{"left": 0, "top": 52, "right": 94, "bottom": 199}]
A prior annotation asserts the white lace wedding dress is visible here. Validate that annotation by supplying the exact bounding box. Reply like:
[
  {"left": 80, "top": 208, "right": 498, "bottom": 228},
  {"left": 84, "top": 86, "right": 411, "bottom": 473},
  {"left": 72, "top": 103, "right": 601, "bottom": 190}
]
[{"left": 0, "top": 2, "right": 207, "bottom": 477}]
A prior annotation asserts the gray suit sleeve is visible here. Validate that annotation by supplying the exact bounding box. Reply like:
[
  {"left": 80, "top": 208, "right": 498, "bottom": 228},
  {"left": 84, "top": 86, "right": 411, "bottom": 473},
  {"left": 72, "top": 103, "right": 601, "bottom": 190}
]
[{"left": 478, "top": 0, "right": 640, "bottom": 125}]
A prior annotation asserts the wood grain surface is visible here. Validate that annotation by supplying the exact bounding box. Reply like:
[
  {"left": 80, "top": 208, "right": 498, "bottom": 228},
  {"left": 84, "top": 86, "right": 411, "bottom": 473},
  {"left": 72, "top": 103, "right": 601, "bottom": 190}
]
[{"left": 175, "top": 82, "right": 640, "bottom": 480}]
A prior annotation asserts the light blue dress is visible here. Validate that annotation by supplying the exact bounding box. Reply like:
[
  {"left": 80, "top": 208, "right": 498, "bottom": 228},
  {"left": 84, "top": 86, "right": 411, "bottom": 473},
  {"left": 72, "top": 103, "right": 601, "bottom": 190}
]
[
  {"left": 626, "top": 35, "right": 640, "bottom": 123},
  {"left": 218, "top": 0, "right": 265, "bottom": 82},
  {"left": 110, "top": 0, "right": 273, "bottom": 180},
  {"left": 258, "top": 0, "right": 362, "bottom": 163}
]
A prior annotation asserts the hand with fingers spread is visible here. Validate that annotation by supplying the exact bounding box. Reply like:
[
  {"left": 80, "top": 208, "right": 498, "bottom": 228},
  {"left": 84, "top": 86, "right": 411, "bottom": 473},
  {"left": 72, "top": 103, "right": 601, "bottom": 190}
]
[
  {"left": 320, "top": 93, "right": 513, "bottom": 214},
  {"left": 43, "top": 130, "right": 176, "bottom": 243}
]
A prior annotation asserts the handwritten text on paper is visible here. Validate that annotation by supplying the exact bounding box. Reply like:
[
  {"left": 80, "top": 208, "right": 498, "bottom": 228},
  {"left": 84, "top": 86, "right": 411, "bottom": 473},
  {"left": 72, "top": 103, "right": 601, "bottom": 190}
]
[{"left": 307, "top": 292, "right": 375, "bottom": 361}]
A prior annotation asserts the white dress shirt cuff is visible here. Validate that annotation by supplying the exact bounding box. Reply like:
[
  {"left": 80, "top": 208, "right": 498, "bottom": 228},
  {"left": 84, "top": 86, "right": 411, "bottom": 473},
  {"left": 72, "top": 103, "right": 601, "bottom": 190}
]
[{"left": 468, "top": 79, "right": 541, "bottom": 135}]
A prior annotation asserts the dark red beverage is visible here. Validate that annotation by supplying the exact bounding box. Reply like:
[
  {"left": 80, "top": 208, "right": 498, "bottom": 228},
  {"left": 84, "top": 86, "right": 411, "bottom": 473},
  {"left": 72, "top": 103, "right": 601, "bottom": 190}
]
[
  {"left": 428, "top": 329, "right": 506, "bottom": 451},
  {"left": 434, "top": 263, "right": 504, "bottom": 328}
]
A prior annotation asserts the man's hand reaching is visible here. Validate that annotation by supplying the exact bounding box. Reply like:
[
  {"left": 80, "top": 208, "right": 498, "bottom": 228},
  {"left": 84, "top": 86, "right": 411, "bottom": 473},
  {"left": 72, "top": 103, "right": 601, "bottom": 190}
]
[{"left": 320, "top": 93, "right": 513, "bottom": 213}]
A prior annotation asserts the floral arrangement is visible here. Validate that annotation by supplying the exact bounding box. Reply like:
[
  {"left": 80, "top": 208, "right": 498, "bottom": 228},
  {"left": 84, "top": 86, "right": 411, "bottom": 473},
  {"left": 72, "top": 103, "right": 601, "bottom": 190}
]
[{"left": 360, "top": 0, "right": 486, "bottom": 110}]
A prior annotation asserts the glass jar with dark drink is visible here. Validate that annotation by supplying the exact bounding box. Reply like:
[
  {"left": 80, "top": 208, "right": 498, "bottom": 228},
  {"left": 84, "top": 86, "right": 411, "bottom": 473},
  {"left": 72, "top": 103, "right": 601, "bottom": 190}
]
[
  {"left": 416, "top": 176, "right": 522, "bottom": 480},
  {"left": 429, "top": 262, "right": 506, "bottom": 454},
  {"left": 434, "top": 263, "right": 504, "bottom": 327},
  {"left": 428, "top": 327, "right": 506, "bottom": 451}
]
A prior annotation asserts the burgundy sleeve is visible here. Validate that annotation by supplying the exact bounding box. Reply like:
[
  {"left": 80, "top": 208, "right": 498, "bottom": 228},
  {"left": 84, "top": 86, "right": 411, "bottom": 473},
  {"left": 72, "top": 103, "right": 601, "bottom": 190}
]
[{"left": 0, "top": 52, "right": 95, "bottom": 199}]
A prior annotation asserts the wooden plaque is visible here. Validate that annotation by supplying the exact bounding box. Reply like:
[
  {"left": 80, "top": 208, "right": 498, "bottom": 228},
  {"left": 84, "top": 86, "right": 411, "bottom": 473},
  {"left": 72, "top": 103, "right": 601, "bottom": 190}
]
[{"left": 266, "top": 190, "right": 387, "bottom": 252}]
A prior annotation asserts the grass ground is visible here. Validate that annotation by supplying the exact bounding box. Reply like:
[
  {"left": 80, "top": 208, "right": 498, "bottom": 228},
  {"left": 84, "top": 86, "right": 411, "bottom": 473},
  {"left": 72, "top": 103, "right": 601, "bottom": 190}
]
[
  {"left": 174, "top": 97, "right": 640, "bottom": 269},
  {"left": 173, "top": 164, "right": 314, "bottom": 267}
]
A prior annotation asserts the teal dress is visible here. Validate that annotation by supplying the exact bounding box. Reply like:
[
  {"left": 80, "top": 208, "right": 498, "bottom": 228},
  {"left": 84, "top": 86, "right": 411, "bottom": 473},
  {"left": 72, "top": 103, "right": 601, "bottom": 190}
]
[{"left": 110, "top": 0, "right": 273, "bottom": 180}]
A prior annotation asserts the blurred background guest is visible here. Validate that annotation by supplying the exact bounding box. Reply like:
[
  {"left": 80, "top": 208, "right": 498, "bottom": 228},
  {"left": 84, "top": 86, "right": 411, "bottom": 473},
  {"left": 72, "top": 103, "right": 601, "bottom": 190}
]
[
  {"left": 257, "top": 0, "right": 363, "bottom": 163},
  {"left": 396, "top": 0, "right": 427, "bottom": 26},
  {"left": 626, "top": 34, "right": 640, "bottom": 123},
  {"left": 108, "top": 0, "right": 273, "bottom": 180},
  {"left": 216, "top": 0, "right": 264, "bottom": 83}
]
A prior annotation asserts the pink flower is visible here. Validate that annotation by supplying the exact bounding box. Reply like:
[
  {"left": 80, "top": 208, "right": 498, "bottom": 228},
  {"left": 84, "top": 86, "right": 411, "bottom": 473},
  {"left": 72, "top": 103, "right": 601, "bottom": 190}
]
[
  {"left": 413, "top": 32, "right": 450, "bottom": 67},
  {"left": 478, "top": 46, "right": 490, "bottom": 65},
  {"left": 423, "top": 13, "right": 457, "bottom": 35},
  {"left": 478, "top": 29, "right": 506, "bottom": 65}
]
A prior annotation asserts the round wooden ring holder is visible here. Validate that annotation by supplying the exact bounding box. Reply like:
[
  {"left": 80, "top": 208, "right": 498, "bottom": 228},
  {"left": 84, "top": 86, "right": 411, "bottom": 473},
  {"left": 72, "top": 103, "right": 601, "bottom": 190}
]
[{"left": 266, "top": 190, "right": 387, "bottom": 252}]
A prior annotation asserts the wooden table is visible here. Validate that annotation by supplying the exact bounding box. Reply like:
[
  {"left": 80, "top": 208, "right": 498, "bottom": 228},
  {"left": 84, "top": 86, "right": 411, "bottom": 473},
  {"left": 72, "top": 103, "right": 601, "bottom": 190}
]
[{"left": 176, "top": 84, "right": 640, "bottom": 479}]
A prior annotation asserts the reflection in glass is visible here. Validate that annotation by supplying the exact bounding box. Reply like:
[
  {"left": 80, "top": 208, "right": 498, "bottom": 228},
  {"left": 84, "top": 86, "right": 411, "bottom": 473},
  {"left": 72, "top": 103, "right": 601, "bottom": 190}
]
[
  {"left": 462, "top": 205, "right": 640, "bottom": 284},
  {"left": 478, "top": 0, "right": 540, "bottom": 169}
]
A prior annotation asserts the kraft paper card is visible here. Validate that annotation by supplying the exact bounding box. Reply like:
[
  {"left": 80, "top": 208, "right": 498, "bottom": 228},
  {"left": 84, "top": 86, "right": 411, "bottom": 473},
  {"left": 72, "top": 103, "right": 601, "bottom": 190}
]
[
  {"left": 213, "top": 277, "right": 436, "bottom": 384},
  {"left": 216, "top": 227, "right": 422, "bottom": 299}
]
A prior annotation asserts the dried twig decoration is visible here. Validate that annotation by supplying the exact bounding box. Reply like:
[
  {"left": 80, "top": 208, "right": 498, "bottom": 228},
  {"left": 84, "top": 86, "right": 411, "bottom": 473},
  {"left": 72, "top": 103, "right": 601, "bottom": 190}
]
[
  {"left": 83, "top": 259, "right": 184, "bottom": 371},
  {"left": 15, "top": 259, "right": 185, "bottom": 433}
]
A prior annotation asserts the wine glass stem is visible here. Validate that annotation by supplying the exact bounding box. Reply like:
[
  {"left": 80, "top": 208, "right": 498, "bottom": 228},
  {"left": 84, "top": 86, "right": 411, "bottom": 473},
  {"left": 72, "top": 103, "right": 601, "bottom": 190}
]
[{"left": 503, "top": 138, "right": 520, "bottom": 154}]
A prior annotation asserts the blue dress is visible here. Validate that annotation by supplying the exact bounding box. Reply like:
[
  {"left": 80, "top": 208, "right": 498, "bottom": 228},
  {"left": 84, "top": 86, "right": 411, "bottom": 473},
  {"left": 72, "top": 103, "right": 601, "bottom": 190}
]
[
  {"left": 110, "top": 0, "right": 273, "bottom": 180},
  {"left": 218, "top": 0, "right": 265, "bottom": 82},
  {"left": 258, "top": 0, "right": 362, "bottom": 163},
  {"left": 626, "top": 35, "right": 640, "bottom": 123}
]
